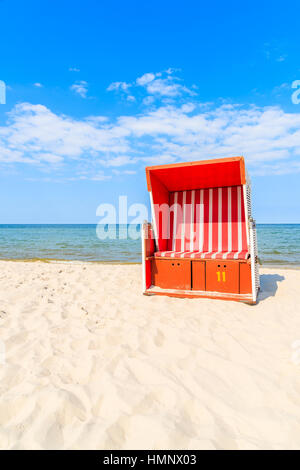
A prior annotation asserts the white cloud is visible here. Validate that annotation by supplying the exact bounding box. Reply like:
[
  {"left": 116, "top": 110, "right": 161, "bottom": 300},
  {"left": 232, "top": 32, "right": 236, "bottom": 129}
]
[
  {"left": 136, "top": 70, "right": 195, "bottom": 97},
  {"left": 165, "top": 67, "right": 178, "bottom": 75},
  {"left": 136, "top": 73, "right": 157, "bottom": 86},
  {"left": 107, "top": 81, "right": 131, "bottom": 92},
  {"left": 38, "top": 153, "right": 63, "bottom": 163},
  {"left": 70, "top": 80, "right": 88, "bottom": 98},
  {"left": 145, "top": 78, "right": 179, "bottom": 96},
  {"left": 69, "top": 67, "right": 80, "bottom": 72},
  {"left": 90, "top": 171, "right": 112, "bottom": 181},
  {"left": 142, "top": 96, "right": 155, "bottom": 106},
  {"left": 1, "top": 100, "right": 300, "bottom": 179},
  {"left": 0, "top": 103, "right": 130, "bottom": 179},
  {"left": 145, "top": 78, "right": 194, "bottom": 97},
  {"left": 33, "top": 83, "right": 43, "bottom": 88},
  {"left": 263, "top": 42, "right": 287, "bottom": 63},
  {"left": 142, "top": 154, "right": 176, "bottom": 165},
  {"left": 112, "top": 169, "right": 137, "bottom": 175},
  {"left": 108, "top": 69, "right": 195, "bottom": 100},
  {"left": 273, "top": 82, "right": 290, "bottom": 95},
  {"left": 101, "top": 156, "right": 136, "bottom": 167}
]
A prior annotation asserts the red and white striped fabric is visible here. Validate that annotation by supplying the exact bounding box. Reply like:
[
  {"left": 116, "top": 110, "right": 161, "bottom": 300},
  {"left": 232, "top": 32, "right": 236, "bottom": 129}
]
[{"left": 154, "top": 186, "right": 249, "bottom": 260}]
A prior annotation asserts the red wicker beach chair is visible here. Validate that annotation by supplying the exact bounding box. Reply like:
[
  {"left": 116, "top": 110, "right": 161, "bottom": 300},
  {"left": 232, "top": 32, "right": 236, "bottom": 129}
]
[{"left": 142, "top": 156, "right": 260, "bottom": 304}]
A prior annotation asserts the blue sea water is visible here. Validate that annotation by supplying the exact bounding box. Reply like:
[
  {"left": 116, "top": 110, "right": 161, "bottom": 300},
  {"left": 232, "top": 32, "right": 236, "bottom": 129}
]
[{"left": 0, "top": 224, "right": 298, "bottom": 266}]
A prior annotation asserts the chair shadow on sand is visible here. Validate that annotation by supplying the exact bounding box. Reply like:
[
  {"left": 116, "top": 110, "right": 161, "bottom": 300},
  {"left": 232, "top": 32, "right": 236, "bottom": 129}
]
[{"left": 258, "top": 274, "right": 285, "bottom": 302}]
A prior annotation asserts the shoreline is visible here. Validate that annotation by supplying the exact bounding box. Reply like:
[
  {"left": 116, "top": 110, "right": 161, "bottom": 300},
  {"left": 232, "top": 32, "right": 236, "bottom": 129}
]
[
  {"left": 0, "top": 258, "right": 299, "bottom": 270},
  {"left": 0, "top": 258, "right": 141, "bottom": 265}
]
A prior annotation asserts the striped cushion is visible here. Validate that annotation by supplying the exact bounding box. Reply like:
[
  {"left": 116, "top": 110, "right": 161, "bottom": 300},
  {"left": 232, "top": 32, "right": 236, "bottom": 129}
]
[
  {"left": 154, "top": 186, "right": 249, "bottom": 260},
  {"left": 154, "top": 250, "right": 249, "bottom": 260}
]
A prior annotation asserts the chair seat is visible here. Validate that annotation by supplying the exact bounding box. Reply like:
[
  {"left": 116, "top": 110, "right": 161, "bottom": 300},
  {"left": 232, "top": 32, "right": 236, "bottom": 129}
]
[{"left": 154, "top": 250, "right": 250, "bottom": 260}]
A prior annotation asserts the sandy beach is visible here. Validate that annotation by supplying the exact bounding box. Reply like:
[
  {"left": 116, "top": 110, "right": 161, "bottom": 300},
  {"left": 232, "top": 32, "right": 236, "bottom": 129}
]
[{"left": 0, "top": 260, "right": 299, "bottom": 450}]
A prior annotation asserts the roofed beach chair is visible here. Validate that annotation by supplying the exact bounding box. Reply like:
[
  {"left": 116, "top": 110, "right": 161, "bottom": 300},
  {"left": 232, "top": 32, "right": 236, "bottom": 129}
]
[{"left": 142, "top": 156, "right": 260, "bottom": 304}]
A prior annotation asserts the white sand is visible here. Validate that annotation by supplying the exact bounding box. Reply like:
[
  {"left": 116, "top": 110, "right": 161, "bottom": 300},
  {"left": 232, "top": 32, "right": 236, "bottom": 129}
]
[{"left": 0, "top": 260, "right": 299, "bottom": 450}]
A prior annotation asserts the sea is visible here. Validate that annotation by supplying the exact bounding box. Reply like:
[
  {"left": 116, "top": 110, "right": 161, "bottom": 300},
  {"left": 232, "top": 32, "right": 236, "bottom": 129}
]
[{"left": 0, "top": 224, "right": 298, "bottom": 267}]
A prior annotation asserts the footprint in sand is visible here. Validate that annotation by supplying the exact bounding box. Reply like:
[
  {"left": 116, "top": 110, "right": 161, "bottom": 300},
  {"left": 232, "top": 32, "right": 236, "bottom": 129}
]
[{"left": 0, "top": 310, "right": 6, "bottom": 319}]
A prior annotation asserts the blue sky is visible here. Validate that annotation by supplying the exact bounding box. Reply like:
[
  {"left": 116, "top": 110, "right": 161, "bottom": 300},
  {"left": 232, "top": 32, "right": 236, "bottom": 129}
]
[{"left": 0, "top": 0, "right": 300, "bottom": 223}]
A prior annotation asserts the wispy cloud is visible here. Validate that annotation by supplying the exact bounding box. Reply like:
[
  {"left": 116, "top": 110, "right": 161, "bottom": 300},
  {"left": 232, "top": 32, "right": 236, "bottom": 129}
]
[
  {"left": 33, "top": 82, "right": 43, "bottom": 88},
  {"left": 272, "top": 82, "right": 290, "bottom": 97},
  {"left": 89, "top": 171, "right": 112, "bottom": 181},
  {"left": 263, "top": 42, "right": 287, "bottom": 63},
  {"left": 136, "top": 71, "right": 195, "bottom": 97},
  {"left": 69, "top": 67, "right": 80, "bottom": 72},
  {"left": 107, "top": 81, "right": 131, "bottom": 92},
  {"left": 70, "top": 80, "right": 88, "bottom": 98},
  {"left": 1, "top": 86, "right": 300, "bottom": 180},
  {"left": 136, "top": 73, "right": 158, "bottom": 86},
  {"left": 101, "top": 156, "right": 136, "bottom": 167},
  {"left": 142, "top": 96, "right": 155, "bottom": 106},
  {"left": 276, "top": 55, "right": 287, "bottom": 62},
  {"left": 112, "top": 169, "right": 137, "bottom": 175},
  {"left": 107, "top": 69, "right": 196, "bottom": 102}
]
